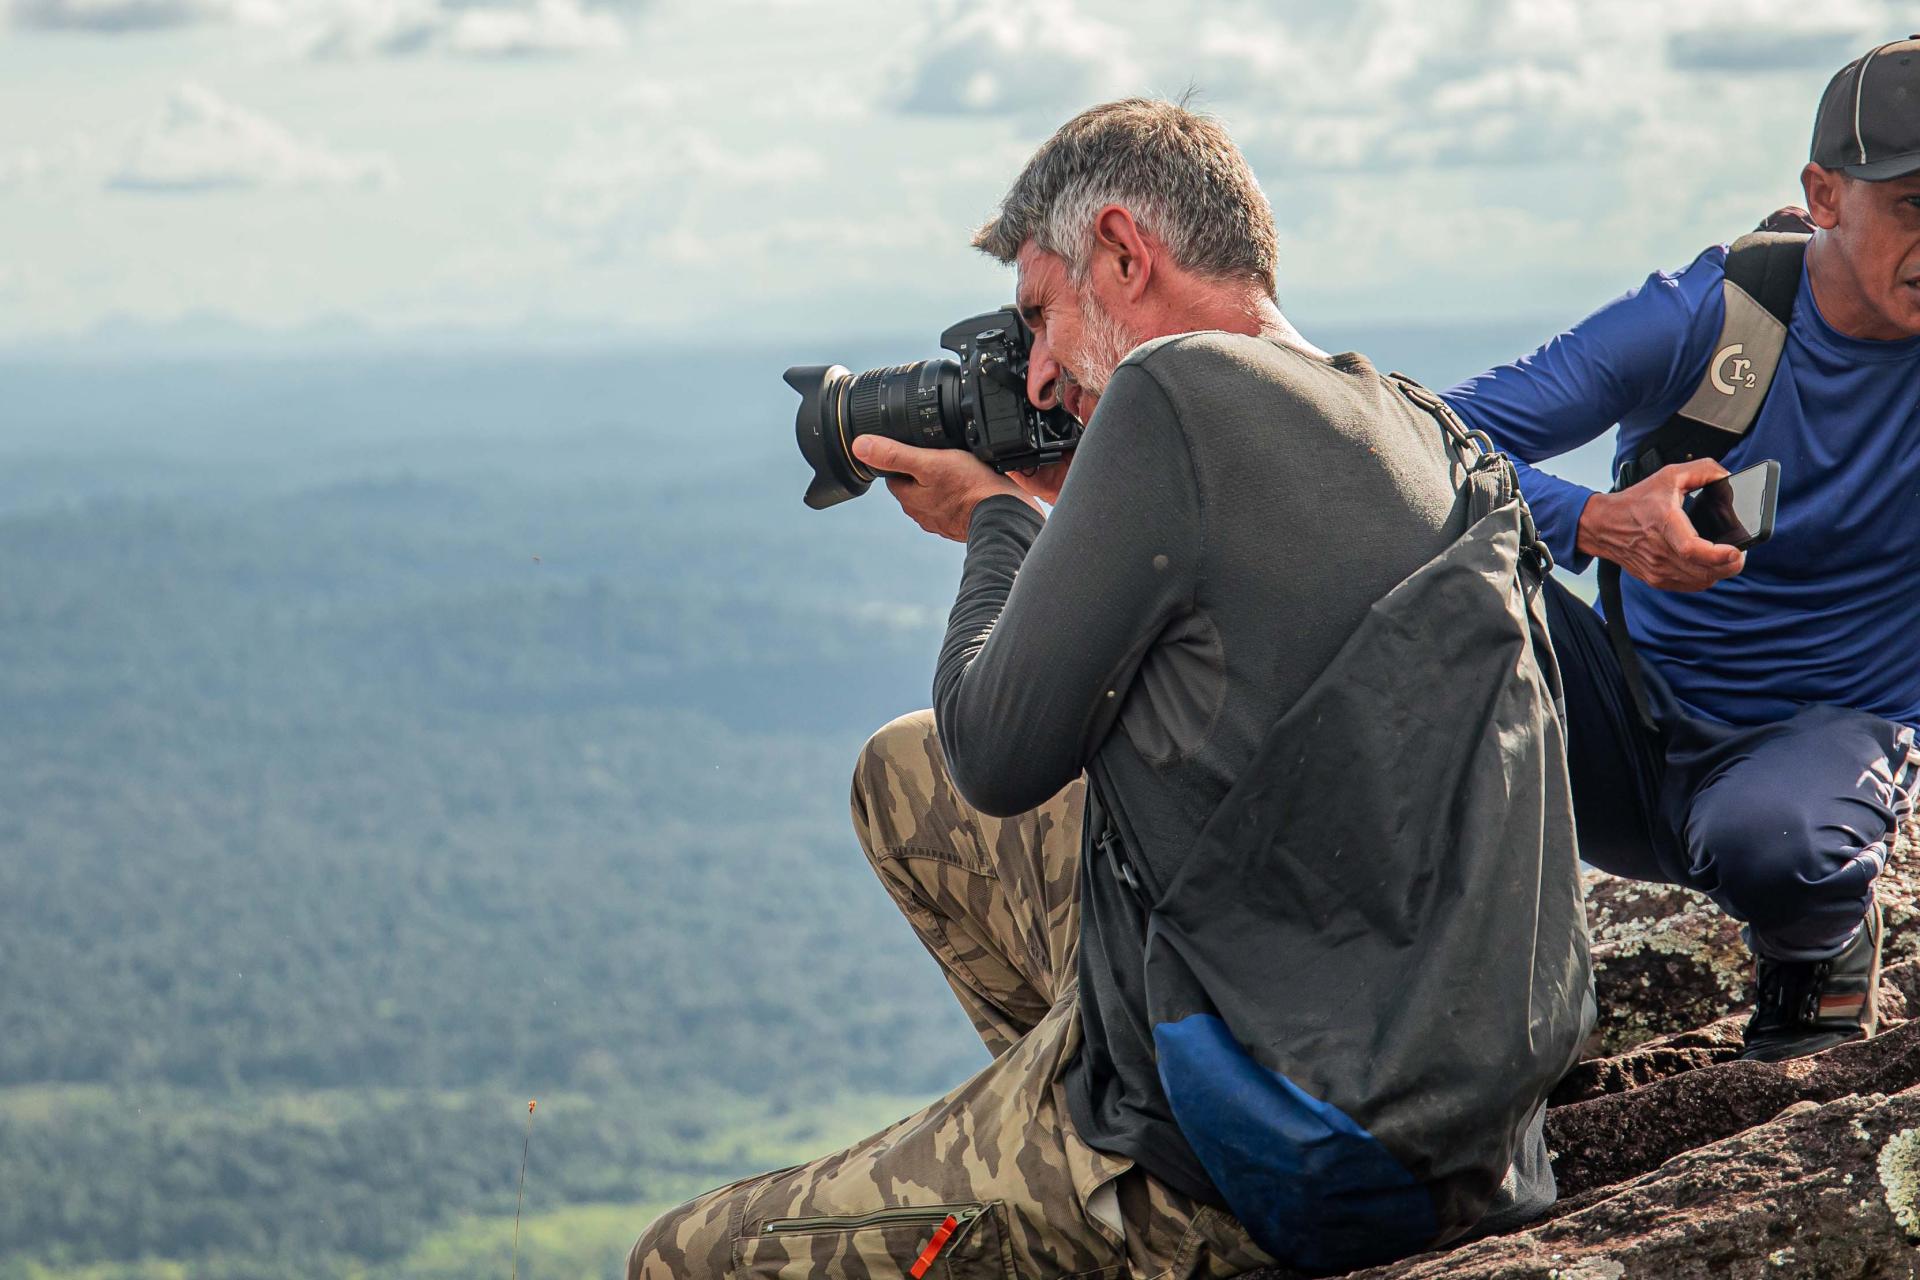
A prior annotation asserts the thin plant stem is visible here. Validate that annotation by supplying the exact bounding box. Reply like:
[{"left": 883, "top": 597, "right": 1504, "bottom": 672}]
[{"left": 512, "top": 1100, "right": 535, "bottom": 1280}]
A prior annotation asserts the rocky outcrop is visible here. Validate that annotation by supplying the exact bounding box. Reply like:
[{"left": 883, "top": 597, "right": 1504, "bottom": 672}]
[
  {"left": 1580, "top": 872, "right": 1756, "bottom": 1055},
  {"left": 1353, "top": 1089, "right": 1920, "bottom": 1279},
  {"left": 1237, "top": 828, "right": 1920, "bottom": 1279},
  {"left": 1547, "top": 1011, "right": 1745, "bottom": 1106},
  {"left": 1584, "top": 829, "right": 1920, "bottom": 1056},
  {"left": 1546, "top": 1009, "right": 1920, "bottom": 1196},
  {"left": 1551, "top": 959, "right": 1920, "bottom": 1109}
]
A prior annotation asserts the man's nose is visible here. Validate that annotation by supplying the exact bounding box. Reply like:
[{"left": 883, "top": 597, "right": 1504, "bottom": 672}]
[{"left": 1027, "top": 339, "right": 1061, "bottom": 409}]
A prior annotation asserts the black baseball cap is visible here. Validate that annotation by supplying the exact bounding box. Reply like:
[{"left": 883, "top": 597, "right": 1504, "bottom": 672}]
[{"left": 1811, "top": 36, "right": 1920, "bottom": 181}]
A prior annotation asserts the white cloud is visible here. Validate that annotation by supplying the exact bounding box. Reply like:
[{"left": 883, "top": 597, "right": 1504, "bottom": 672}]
[
  {"left": 853, "top": 0, "right": 1891, "bottom": 323},
  {"left": 443, "top": 0, "right": 622, "bottom": 56},
  {"left": 4, "top": 0, "right": 634, "bottom": 55},
  {"left": 108, "top": 83, "right": 395, "bottom": 193},
  {"left": 6, "top": 0, "right": 230, "bottom": 31},
  {"left": 887, "top": 0, "right": 1892, "bottom": 180},
  {"left": 0, "top": 148, "right": 55, "bottom": 189},
  {"left": 299, "top": 0, "right": 624, "bottom": 58},
  {"left": 896, "top": 0, "right": 1140, "bottom": 117},
  {"left": 1180, "top": 20, "right": 1309, "bottom": 102},
  {"left": 542, "top": 110, "right": 817, "bottom": 259},
  {"left": 292, "top": 0, "right": 438, "bottom": 55},
  {"left": 1667, "top": 28, "right": 1866, "bottom": 73},
  {"left": 0, "top": 134, "right": 101, "bottom": 193},
  {"left": 1180, "top": 0, "right": 1869, "bottom": 320},
  {"left": 1658, "top": 0, "right": 1891, "bottom": 70},
  {"left": 536, "top": 87, "right": 974, "bottom": 282},
  {"left": 1151, "top": 0, "right": 1905, "bottom": 194}
]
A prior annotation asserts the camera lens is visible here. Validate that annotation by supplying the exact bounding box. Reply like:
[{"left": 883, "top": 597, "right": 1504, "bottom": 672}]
[{"left": 785, "top": 359, "right": 966, "bottom": 509}]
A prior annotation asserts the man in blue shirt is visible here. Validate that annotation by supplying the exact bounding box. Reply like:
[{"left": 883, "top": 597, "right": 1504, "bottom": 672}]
[{"left": 1446, "top": 36, "right": 1920, "bottom": 1061}]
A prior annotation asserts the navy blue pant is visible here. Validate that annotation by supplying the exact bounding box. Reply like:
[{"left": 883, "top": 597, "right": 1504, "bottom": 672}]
[{"left": 1544, "top": 577, "right": 1917, "bottom": 962}]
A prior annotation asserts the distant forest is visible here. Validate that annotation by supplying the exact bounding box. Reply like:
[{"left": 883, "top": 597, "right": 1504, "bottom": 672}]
[
  {"left": 0, "top": 349, "right": 984, "bottom": 1277},
  {"left": 0, "top": 474, "right": 976, "bottom": 1097}
]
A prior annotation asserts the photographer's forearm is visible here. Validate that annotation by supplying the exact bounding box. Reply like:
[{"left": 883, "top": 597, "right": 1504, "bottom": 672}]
[
  {"left": 932, "top": 496, "right": 1050, "bottom": 817},
  {"left": 932, "top": 366, "right": 1200, "bottom": 820}
]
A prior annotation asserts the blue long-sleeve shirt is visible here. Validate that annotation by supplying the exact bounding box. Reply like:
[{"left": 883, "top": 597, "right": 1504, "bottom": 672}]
[{"left": 1444, "top": 246, "right": 1920, "bottom": 728}]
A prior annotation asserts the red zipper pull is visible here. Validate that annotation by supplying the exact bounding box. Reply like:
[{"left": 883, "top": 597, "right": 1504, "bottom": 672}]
[{"left": 908, "top": 1214, "right": 961, "bottom": 1278}]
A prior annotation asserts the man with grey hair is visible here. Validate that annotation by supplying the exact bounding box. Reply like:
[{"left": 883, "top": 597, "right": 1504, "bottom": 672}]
[{"left": 627, "top": 98, "right": 1589, "bottom": 1280}]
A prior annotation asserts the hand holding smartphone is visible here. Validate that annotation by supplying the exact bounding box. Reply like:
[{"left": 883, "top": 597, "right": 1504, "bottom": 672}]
[{"left": 1684, "top": 460, "right": 1779, "bottom": 550}]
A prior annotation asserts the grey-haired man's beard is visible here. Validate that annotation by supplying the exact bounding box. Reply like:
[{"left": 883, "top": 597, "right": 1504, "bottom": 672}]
[{"left": 1068, "top": 290, "right": 1141, "bottom": 397}]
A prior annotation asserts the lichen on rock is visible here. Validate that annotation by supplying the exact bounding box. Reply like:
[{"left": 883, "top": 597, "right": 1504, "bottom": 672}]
[
  {"left": 1547, "top": 1260, "right": 1625, "bottom": 1279},
  {"left": 1876, "top": 1126, "right": 1920, "bottom": 1240},
  {"left": 1547, "top": 1260, "right": 1625, "bottom": 1280}
]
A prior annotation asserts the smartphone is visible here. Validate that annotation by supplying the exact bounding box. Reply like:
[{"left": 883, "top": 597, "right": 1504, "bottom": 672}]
[{"left": 1684, "top": 459, "right": 1780, "bottom": 549}]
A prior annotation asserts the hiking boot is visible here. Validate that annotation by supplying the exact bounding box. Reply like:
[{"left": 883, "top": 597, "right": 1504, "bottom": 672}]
[{"left": 1738, "top": 900, "right": 1882, "bottom": 1063}]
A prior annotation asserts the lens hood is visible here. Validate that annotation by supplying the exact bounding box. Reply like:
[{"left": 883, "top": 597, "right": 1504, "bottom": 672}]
[{"left": 784, "top": 364, "right": 872, "bottom": 510}]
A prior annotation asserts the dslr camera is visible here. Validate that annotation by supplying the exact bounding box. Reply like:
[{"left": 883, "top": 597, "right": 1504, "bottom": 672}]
[{"left": 784, "top": 307, "right": 1083, "bottom": 510}]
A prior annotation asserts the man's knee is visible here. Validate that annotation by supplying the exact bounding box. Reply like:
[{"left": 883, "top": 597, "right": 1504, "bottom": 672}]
[
  {"left": 1688, "top": 786, "right": 1881, "bottom": 932},
  {"left": 854, "top": 709, "right": 942, "bottom": 801},
  {"left": 627, "top": 1191, "right": 733, "bottom": 1280},
  {"left": 850, "top": 708, "right": 957, "bottom": 859}
]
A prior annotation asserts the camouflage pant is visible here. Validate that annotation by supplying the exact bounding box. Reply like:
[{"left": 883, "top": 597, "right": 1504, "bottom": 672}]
[{"left": 628, "top": 709, "right": 1276, "bottom": 1280}]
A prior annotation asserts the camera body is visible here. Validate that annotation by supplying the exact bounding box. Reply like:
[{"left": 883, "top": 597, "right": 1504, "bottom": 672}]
[
  {"left": 936, "top": 309, "right": 1082, "bottom": 473},
  {"left": 784, "top": 307, "right": 1083, "bottom": 510}
]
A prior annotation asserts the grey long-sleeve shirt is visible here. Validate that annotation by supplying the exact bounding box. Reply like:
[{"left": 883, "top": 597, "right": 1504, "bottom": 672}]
[{"left": 932, "top": 330, "right": 1472, "bottom": 1200}]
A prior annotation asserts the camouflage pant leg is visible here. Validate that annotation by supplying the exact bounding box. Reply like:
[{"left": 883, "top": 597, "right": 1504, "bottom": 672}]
[
  {"left": 848, "top": 709, "right": 1085, "bottom": 1057},
  {"left": 627, "top": 709, "right": 1279, "bottom": 1279},
  {"left": 626, "top": 995, "right": 1279, "bottom": 1280}
]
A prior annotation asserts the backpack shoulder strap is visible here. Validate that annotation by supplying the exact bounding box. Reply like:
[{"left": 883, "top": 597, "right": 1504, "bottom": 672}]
[
  {"left": 1727, "top": 230, "right": 1808, "bottom": 322},
  {"left": 1388, "top": 372, "right": 1553, "bottom": 575},
  {"left": 1621, "top": 232, "right": 1807, "bottom": 483},
  {"left": 1601, "top": 230, "right": 1807, "bottom": 730}
]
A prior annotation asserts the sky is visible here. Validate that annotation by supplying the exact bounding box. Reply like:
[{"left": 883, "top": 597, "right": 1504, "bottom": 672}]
[{"left": 0, "top": 0, "right": 1910, "bottom": 346}]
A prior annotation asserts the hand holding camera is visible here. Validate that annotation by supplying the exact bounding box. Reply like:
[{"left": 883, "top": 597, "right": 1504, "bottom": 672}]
[{"left": 850, "top": 434, "right": 1038, "bottom": 542}]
